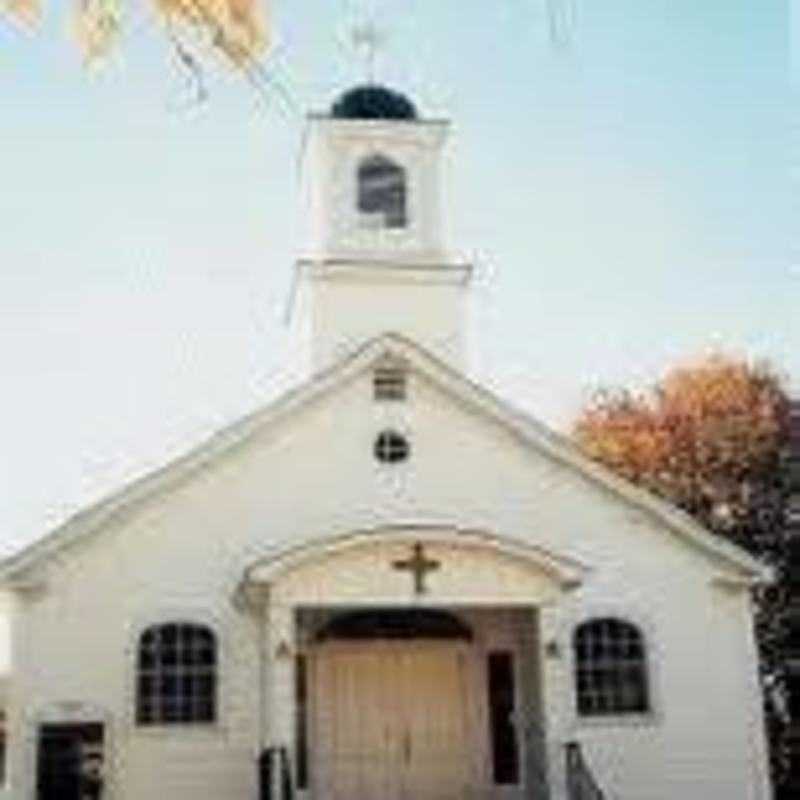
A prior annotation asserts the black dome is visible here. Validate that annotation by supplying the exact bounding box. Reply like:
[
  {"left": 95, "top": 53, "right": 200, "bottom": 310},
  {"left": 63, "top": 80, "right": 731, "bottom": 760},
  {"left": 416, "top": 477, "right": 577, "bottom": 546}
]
[{"left": 331, "top": 85, "right": 417, "bottom": 120}]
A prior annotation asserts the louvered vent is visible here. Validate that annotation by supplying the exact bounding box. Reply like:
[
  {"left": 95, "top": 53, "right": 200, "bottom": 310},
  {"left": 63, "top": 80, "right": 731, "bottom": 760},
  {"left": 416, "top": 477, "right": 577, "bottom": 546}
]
[{"left": 374, "top": 367, "right": 407, "bottom": 401}]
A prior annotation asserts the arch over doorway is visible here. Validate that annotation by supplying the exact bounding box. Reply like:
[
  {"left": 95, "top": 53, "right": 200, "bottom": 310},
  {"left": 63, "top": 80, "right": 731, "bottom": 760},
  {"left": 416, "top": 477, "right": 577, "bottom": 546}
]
[
  {"left": 237, "top": 524, "right": 587, "bottom": 608},
  {"left": 313, "top": 607, "right": 474, "bottom": 642}
]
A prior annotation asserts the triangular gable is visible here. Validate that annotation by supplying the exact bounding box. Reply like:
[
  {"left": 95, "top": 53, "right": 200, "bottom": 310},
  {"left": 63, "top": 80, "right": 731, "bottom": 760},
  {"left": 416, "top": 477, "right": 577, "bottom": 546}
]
[{"left": 0, "top": 332, "right": 770, "bottom": 584}]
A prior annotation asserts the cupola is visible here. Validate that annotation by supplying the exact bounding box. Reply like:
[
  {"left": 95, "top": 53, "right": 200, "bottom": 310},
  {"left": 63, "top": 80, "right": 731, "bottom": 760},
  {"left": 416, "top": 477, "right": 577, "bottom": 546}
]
[{"left": 289, "top": 85, "right": 472, "bottom": 372}]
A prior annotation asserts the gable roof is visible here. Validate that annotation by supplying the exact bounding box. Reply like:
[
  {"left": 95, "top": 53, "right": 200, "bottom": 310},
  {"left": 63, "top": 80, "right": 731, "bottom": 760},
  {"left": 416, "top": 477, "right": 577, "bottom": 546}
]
[{"left": 0, "top": 333, "right": 770, "bottom": 585}]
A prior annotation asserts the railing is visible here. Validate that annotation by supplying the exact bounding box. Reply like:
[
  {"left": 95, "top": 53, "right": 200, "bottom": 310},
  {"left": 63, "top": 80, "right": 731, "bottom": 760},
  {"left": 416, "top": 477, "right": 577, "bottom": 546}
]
[
  {"left": 521, "top": 718, "right": 551, "bottom": 799},
  {"left": 258, "top": 746, "right": 294, "bottom": 800},
  {"left": 258, "top": 732, "right": 604, "bottom": 800},
  {"left": 565, "top": 741, "right": 605, "bottom": 800}
]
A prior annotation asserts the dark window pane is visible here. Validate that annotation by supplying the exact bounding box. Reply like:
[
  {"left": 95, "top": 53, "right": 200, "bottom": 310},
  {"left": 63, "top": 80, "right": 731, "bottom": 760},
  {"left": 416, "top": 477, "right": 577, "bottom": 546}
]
[
  {"left": 136, "top": 623, "right": 217, "bottom": 726},
  {"left": 178, "top": 624, "right": 195, "bottom": 647},
  {"left": 487, "top": 651, "right": 520, "bottom": 785},
  {"left": 161, "top": 674, "right": 177, "bottom": 700},
  {"left": 138, "top": 646, "right": 155, "bottom": 670},
  {"left": 178, "top": 697, "right": 194, "bottom": 723},
  {"left": 180, "top": 675, "right": 195, "bottom": 697},
  {"left": 198, "top": 628, "right": 214, "bottom": 646},
  {"left": 197, "top": 674, "right": 215, "bottom": 699},
  {"left": 163, "top": 701, "right": 181, "bottom": 724},
  {"left": 161, "top": 625, "right": 178, "bottom": 646},
  {"left": 195, "top": 698, "right": 214, "bottom": 723},
  {"left": 161, "top": 647, "right": 178, "bottom": 667},
  {"left": 138, "top": 674, "right": 154, "bottom": 697},
  {"left": 358, "top": 156, "right": 407, "bottom": 229}
]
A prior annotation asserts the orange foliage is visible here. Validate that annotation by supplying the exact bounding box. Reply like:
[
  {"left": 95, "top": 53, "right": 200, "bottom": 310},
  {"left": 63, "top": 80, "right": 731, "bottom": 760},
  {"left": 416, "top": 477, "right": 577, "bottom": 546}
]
[
  {"left": 71, "top": 0, "right": 123, "bottom": 64},
  {"left": 4, "top": 0, "right": 268, "bottom": 66},
  {"left": 3, "top": 0, "right": 42, "bottom": 28},
  {"left": 573, "top": 355, "right": 788, "bottom": 529},
  {"left": 154, "top": 0, "right": 267, "bottom": 65}
]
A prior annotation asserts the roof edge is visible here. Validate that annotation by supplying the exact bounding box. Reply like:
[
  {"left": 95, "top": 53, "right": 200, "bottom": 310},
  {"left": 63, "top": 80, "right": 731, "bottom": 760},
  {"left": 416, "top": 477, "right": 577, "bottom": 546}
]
[
  {"left": 0, "top": 337, "right": 389, "bottom": 582},
  {"left": 0, "top": 332, "right": 770, "bottom": 585}
]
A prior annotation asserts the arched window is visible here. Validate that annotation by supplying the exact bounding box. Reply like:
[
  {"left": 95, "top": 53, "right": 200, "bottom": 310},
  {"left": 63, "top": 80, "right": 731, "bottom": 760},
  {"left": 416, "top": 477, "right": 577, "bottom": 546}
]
[
  {"left": 136, "top": 623, "right": 217, "bottom": 725},
  {"left": 357, "top": 154, "right": 407, "bottom": 228},
  {"left": 573, "top": 618, "right": 649, "bottom": 716}
]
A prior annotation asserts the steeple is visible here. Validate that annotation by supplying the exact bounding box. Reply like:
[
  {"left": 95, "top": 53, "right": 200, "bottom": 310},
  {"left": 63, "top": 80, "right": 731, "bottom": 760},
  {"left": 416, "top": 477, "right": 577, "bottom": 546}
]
[{"left": 288, "top": 86, "right": 472, "bottom": 372}]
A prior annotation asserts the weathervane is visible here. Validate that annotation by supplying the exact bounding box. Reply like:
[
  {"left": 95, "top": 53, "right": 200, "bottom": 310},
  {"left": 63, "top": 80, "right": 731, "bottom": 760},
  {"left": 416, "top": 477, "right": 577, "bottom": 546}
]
[
  {"left": 547, "top": 0, "right": 578, "bottom": 49},
  {"left": 350, "top": 18, "right": 385, "bottom": 83}
]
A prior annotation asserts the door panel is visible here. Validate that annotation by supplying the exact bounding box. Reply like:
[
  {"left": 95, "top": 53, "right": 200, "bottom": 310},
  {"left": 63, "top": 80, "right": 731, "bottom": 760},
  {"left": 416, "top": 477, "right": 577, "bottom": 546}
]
[
  {"left": 401, "top": 649, "right": 469, "bottom": 800},
  {"left": 311, "top": 644, "right": 469, "bottom": 800},
  {"left": 314, "top": 649, "right": 402, "bottom": 800}
]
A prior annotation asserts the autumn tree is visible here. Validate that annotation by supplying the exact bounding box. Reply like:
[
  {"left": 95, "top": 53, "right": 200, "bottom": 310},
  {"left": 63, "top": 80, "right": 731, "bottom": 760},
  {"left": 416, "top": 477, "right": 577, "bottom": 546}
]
[
  {"left": 3, "top": 0, "right": 279, "bottom": 102},
  {"left": 573, "top": 354, "right": 791, "bottom": 790}
]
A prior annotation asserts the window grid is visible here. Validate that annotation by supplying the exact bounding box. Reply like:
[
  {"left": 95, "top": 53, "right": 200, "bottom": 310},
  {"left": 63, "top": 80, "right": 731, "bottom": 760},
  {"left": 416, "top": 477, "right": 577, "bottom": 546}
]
[
  {"left": 574, "top": 618, "right": 648, "bottom": 716},
  {"left": 374, "top": 431, "right": 410, "bottom": 464},
  {"left": 136, "top": 623, "right": 217, "bottom": 726}
]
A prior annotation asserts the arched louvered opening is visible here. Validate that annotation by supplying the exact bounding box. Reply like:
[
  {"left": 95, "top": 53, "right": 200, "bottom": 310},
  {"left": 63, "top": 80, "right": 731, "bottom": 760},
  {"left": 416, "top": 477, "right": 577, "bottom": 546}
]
[{"left": 357, "top": 154, "right": 407, "bottom": 228}]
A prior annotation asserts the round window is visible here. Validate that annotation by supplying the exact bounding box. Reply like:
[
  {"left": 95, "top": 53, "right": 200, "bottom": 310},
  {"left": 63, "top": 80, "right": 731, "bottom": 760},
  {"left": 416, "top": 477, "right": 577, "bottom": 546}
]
[{"left": 374, "top": 430, "right": 410, "bottom": 464}]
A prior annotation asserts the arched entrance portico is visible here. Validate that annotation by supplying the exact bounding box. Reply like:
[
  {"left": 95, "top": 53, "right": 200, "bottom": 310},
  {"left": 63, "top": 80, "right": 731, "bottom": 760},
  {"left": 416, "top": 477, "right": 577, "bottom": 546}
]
[{"left": 239, "top": 526, "right": 585, "bottom": 800}]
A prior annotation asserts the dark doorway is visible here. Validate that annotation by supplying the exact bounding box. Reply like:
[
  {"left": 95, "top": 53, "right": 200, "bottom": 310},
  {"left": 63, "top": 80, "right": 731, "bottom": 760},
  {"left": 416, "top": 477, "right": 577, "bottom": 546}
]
[
  {"left": 37, "top": 723, "right": 104, "bottom": 800},
  {"left": 314, "top": 608, "right": 473, "bottom": 642}
]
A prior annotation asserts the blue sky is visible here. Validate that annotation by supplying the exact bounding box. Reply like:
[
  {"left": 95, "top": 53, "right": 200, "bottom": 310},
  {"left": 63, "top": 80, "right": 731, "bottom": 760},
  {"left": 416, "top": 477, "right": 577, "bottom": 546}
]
[{"left": 1, "top": 1, "right": 794, "bottom": 554}]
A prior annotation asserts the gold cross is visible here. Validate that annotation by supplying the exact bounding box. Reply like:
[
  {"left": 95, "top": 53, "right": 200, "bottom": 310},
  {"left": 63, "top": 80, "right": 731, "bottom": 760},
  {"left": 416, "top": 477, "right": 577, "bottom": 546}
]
[{"left": 393, "top": 542, "right": 440, "bottom": 595}]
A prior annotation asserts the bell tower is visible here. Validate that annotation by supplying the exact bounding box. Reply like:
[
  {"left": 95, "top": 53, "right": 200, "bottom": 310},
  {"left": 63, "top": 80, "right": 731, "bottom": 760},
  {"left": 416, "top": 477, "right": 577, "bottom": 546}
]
[{"left": 289, "top": 85, "right": 472, "bottom": 372}]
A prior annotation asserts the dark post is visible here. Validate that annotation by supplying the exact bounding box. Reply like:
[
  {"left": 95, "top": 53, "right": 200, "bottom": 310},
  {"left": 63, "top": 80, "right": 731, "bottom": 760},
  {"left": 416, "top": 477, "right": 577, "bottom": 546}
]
[
  {"left": 258, "top": 747, "right": 293, "bottom": 800},
  {"left": 258, "top": 749, "right": 273, "bottom": 800},
  {"left": 782, "top": 400, "right": 800, "bottom": 799}
]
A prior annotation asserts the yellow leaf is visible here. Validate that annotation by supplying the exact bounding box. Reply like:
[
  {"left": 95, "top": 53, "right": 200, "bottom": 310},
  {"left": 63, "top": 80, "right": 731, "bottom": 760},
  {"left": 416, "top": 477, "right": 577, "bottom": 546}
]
[
  {"left": 3, "top": 0, "right": 42, "bottom": 29},
  {"left": 72, "top": 0, "right": 123, "bottom": 64}
]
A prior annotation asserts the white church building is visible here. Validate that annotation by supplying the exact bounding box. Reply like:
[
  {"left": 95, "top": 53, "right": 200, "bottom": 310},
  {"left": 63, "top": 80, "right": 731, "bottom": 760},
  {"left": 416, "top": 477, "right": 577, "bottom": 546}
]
[{"left": 0, "top": 85, "right": 773, "bottom": 800}]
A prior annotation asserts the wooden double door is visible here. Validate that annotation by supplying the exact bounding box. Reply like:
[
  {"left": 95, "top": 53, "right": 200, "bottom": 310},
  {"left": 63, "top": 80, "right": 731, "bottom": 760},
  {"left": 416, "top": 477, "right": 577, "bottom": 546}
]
[{"left": 310, "top": 643, "right": 473, "bottom": 800}]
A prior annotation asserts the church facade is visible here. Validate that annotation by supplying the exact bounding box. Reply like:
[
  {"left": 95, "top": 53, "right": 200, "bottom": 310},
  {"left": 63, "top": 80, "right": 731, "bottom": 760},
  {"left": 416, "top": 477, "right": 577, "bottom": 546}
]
[{"left": 1, "top": 86, "right": 772, "bottom": 800}]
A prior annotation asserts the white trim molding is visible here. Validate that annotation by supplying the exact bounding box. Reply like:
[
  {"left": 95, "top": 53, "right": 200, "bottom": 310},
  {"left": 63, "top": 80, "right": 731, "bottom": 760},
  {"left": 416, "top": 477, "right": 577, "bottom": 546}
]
[
  {"left": 237, "top": 523, "right": 589, "bottom": 605},
  {"left": 0, "top": 333, "right": 769, "bottom": 589}
]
